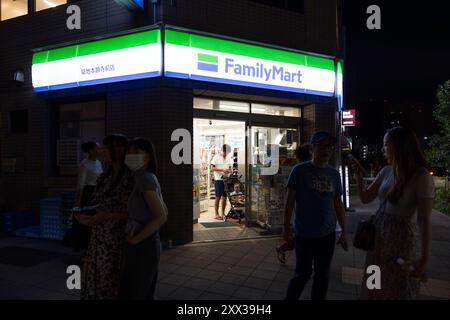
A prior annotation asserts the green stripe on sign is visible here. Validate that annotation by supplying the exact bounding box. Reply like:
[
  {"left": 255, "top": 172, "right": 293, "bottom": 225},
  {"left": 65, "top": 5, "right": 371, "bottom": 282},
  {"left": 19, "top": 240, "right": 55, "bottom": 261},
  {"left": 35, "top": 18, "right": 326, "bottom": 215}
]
[
  {"left": 33, "top": 29, "right": 161, "bottom": 64},
  {"left": 32, "top": 51, "right": 49, "bottom": 64},
  {"left": 198, "top": 53, "right": 218, "bottom": 63},
  {"left": 165, "top": 30, "right": 335, "bottom": 71}
]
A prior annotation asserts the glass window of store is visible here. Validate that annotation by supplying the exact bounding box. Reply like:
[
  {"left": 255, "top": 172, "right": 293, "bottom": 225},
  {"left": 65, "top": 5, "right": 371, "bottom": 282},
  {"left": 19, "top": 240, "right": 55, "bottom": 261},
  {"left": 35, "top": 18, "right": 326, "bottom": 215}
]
[
  {"left": 249, "top": 126, "right": 299, "bottom": 232},
  {"left": 1, "top": 0, "right": 28, "bottom": 21},
  {"left": 57, "top": 101, "right": 105, "bottom": 175},
  {"left": 35, "top": 0, "right": 67, "bottom": 12},
  {"left": 194, "top": 98, "right": 250, "bottom": 113},
  {"left": 251, "top": 103, "right": 301, "bottom": 117}
]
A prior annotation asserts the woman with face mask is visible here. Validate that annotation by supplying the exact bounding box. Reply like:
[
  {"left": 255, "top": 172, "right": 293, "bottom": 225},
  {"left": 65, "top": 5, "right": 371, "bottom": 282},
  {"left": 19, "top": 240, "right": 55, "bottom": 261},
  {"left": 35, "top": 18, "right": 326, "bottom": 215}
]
[
  {"left": 77, "top": 134, "right": 134, "bottom": 300},
  {"left": 350, "top": 127, "right": 434, "bottom": 299},
  {"left": 119, "top": 137, "right": 168, "bottom": 300}
]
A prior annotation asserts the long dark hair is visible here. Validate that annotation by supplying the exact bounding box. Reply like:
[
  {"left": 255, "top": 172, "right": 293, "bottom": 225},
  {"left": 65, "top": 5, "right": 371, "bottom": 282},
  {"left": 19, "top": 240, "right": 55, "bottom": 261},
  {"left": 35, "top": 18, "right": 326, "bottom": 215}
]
[
  {"left": 101, "top": 134, "right": 128, "bottom": 196},
  {"left": 386, "top": 127, "right": 427, "bottom": 204},
  {"left": 128, "top": 137, "right": 158, "bottom": 175},
  {"left": 81, "top": 141, "right": 97, "bottom": 154}
]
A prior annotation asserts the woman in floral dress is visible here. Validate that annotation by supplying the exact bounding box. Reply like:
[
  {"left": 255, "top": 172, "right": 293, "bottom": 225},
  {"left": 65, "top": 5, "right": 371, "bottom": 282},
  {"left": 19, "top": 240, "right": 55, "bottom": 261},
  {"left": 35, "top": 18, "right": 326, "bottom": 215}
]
[
  {"left": 351, "top": 127, "right": 434, "bottom": 299},
  {"left": 77, "top": 134, "right": 134, "bottom": 300}
]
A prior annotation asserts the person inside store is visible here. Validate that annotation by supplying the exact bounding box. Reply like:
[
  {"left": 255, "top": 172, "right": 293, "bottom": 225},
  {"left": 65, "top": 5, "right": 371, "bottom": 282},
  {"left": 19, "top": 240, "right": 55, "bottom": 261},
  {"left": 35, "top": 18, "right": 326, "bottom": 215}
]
[
  {"left": 72, "top": 141, "right": 103, "bottom": 252},
  {"left": 210, "top": 144, "right": 233, "bottom": 220},
  {"left": 283, "top": 131, "right": 348, "bottom": 300},
  {"left": 76, "top": 134, "right": 134, "bottom": 300},
  {"left": 349, "top": 127, "right": 434, "bottom": 299},
  {"left": 276, "top": 143, "right": 312, "bottom": 264},
  {"left": 119, "top": 137, "right": 168, "bottom": 300}
]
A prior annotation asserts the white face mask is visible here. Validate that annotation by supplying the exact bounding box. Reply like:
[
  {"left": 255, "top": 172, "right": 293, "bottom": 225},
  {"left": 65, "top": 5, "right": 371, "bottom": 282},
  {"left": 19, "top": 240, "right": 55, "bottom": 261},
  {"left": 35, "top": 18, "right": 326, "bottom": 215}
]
[{"left": 125, "top": 154, "right": 146, "bottom": 172}]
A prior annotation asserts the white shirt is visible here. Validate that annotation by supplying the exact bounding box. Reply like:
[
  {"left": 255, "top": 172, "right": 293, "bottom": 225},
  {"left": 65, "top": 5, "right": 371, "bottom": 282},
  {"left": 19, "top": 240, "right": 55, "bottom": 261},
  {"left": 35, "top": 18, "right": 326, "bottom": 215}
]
[
  {"left": 77, "top": 159, "right": 103, "bottom": 189},
  {"left": 210, "top": 154, "right": 233, "bottom": 181}
]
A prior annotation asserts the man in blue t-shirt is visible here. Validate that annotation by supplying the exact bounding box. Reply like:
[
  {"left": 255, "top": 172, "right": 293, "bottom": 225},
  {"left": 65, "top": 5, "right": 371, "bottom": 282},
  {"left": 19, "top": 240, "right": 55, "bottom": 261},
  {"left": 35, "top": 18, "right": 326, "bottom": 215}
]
[{"left": 284, "top": 131, "right": 348, "bottom": 300}]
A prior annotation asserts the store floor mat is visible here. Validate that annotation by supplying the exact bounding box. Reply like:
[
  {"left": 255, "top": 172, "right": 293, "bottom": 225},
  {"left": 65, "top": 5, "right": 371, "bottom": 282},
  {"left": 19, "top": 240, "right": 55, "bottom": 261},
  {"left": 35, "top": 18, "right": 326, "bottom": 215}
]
[
  {"left": 200, "top": 221, "right": 237, "bottom": 228},
  {"left": 0, "top": 246, "right": 65, "bottom": 267}
]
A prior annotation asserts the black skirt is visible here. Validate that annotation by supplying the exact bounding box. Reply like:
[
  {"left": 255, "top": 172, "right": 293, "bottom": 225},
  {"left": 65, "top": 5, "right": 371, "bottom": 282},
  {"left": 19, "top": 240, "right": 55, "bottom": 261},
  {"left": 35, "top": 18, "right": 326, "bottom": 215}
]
[{"left": 72, "top": 185, "right": 96, "bottom": 250}]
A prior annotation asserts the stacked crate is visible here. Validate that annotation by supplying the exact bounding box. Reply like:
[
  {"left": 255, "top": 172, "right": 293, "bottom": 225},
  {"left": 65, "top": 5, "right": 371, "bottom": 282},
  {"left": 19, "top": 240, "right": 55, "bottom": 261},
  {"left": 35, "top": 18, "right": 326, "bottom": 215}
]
[
  {"left": 40, "top": 193, "right": 75, "bottom": 240},
  {"left": 39, "top": 197, "right": 65, "bottom": 240}
]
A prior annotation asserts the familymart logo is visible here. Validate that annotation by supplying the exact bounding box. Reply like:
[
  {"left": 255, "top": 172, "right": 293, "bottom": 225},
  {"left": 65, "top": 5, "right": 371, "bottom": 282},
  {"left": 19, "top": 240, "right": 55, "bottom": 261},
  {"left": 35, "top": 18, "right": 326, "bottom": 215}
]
[
  {"left": 197, "top": 53, "right": 219, "bottom": 72},
  {"left": 197, "top": 52, "right": 303, "bottom": 85}
]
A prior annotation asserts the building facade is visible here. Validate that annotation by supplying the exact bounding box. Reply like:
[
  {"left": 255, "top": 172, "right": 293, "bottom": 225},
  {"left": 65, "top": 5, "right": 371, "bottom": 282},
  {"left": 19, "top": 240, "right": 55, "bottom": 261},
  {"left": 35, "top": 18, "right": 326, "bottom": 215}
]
[{"left": 0, "top": 0, "right": 344, "bottom": 244}]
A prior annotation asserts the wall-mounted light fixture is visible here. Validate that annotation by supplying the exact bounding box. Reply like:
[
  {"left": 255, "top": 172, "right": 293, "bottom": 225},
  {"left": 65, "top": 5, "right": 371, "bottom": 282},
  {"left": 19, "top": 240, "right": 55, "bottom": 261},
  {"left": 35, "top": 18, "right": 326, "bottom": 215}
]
[{"left": 13, "top": 71, "right": 25, "bottom": 83}]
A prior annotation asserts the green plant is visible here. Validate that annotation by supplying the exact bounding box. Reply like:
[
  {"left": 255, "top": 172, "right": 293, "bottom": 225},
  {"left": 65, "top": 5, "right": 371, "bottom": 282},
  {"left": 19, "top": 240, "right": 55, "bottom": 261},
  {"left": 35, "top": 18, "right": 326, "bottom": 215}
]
[
  {"left": 426, "top": 80, "right": 450, "bottom": 191},
  {"left": 434, "top": 187, "right": 450, "bottom": 216}
]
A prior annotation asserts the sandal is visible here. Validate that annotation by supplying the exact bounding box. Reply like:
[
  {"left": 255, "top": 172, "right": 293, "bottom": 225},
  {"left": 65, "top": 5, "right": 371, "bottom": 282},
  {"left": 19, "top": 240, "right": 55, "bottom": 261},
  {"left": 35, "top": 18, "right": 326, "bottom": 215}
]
[{"left": 214, "top": 216, "right": 222, "bottom": 220}]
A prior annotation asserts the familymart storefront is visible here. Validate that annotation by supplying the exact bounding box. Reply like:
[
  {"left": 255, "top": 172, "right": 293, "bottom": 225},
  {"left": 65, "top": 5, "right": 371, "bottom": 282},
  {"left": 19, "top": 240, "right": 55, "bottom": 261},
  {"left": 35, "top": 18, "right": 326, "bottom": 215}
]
[{"left": 31, "top": 24, "right": 343, "bottom": 245}]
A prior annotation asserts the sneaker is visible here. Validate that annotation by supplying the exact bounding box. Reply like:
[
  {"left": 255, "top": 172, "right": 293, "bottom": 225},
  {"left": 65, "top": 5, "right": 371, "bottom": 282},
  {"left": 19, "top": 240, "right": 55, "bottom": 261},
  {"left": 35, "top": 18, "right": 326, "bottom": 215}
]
[{"left": 276, "top": 246, "right": 286, "bottom": 264}]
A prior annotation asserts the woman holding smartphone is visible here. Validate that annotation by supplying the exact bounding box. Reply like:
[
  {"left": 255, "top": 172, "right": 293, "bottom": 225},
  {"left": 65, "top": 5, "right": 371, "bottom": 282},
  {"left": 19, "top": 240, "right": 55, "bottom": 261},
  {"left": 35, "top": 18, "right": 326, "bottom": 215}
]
[
  {"left": 350, "top": 127, "right": 434, "bottom": 299},
  {"left": 119, "top": 138, "right": 168, "bottom": 300},
  {"left": 78, "top": 134, "right": 134, "bottom": 300}
]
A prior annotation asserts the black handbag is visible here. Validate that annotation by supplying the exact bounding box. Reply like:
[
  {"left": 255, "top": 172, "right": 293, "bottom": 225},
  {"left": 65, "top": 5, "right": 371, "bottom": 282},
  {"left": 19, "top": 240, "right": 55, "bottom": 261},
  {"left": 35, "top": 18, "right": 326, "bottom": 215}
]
[
  {"left": 353, "top": 199, "right": 387, "bottom": 251},
  {"left": 353, "top": 215, "right": 376, "bottom": 251}
]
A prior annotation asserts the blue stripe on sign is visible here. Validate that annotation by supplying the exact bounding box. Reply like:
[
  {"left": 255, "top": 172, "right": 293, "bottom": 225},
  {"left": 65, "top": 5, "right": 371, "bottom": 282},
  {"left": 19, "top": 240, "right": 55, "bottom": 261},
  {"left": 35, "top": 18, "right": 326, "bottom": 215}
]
[
  {"left": 164, "top": 71, "right": 190, "bottom": 79},
  {"left": 165, "top": 71, "right": 335, "bottom": 97},
  {"left": 197, "top": 62, "right": 218, "bottom": 72},
  {"left": 77, "top": 71, "right": 160, "bottom": 87},
  {"left": 34, "top": 71, "right": 161, "bottom": 92}
]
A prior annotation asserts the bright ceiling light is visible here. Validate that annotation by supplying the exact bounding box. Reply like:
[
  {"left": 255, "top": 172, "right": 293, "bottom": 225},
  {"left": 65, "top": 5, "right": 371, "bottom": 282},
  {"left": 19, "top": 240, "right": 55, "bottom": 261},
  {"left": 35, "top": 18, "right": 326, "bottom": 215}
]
[{"left": 44, "top": 0, "right": 57, "bottom": 8}]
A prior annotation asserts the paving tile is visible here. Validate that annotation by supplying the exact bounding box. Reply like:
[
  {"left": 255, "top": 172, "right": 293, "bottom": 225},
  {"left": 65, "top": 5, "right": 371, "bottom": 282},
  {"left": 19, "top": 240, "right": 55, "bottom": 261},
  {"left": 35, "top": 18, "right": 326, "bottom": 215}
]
[
  {"left": 262, "top": 291, "right": 285, "bottom": 300},
  {"left": 168, "top": 287, "right": 203, "bottom": 300},
  {"left": 173, "top": 266, "right": 203, "bottom": 277},
  {"left": 183, "top": 277, "right": 215, "bottom": 291},
  {"left": 227, "top": 266, "right": 255, "bottom": 276},
  {"left": 219, "top": 273, "right": 248, "bottom": 286},
  {"left": 268, "top": 281, "right": 289, "bottom": 294},
  {"left": 195, "top": 270, "right": 224, "bottom": 281},
  {"left": 206, "top": 262, "right": 234, "bottom": 273},
  {"left": 198, "top": 292, "right": 231, "bottom": 300},
  {"left": 232, "top": 286, "right": 265, "bottom": 300},
  {"left": 155, "top": 283, "right": 179, "bottom": 298},
  {"left": 243, "top": 277, "right": 272, "bottom": 291},
  {"left": 205, "top": 281, "right": 239, "bottom": 296},
  {"left": 326, "top": 290, "right": 357, "bottom": 300},
  {"left": 341, "top": 266, "right": 364, "bottom": 285},
  {"left": 159, "top": 273, "right": 191, "bottom": 286}
]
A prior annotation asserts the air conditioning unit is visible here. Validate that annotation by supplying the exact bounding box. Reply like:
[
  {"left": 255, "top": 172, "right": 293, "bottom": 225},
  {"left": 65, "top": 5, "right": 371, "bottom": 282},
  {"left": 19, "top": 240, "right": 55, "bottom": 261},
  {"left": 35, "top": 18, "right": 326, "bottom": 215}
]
[{"left": 57, "top": 139, "right": 81, "bottom": 175}]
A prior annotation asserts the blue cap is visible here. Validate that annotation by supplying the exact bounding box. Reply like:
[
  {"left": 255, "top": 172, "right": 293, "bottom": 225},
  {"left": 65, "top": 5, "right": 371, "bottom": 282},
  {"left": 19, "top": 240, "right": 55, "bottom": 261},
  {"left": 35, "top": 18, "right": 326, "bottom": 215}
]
[{"left": 310, "top": 131, "right": 337, "bottom": 145}]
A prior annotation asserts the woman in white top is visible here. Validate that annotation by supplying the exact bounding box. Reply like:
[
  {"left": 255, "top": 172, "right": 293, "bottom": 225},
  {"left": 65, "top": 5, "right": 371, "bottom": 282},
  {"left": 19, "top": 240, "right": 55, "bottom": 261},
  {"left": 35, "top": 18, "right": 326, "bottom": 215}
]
[
  {"left": 73, "top": 141, "right": 103, "bottom": 251},
  {"left": 351, "top": 127, "right": 435, "bottom": 299}
]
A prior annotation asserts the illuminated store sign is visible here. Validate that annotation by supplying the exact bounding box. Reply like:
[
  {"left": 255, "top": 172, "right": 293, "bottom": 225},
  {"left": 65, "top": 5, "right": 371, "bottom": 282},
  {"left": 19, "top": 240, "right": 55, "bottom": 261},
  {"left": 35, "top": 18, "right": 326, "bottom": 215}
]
[
  {"left": 32, "top": 29, "right": 161, "bottom": 92},
  {"left": 164, "top": 29, "right": 337, "bottom": 96}
]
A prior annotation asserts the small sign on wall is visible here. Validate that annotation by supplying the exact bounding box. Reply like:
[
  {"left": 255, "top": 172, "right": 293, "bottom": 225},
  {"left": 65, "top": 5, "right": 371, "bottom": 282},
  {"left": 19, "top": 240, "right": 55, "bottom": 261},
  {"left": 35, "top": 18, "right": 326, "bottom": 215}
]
[
  {"left": 113, "top": 0, "right": 144, "bottom": 10},
  {"left": 343, "top": 109, "right": 356, "bottom": 127}
]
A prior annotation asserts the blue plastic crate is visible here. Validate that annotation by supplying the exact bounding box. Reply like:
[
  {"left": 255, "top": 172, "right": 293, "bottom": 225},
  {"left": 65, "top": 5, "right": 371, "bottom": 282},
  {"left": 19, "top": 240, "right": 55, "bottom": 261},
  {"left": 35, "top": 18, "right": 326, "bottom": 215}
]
[
  {"left": 15, "top": 211, "right": 34, "bottom": 229},
  {"left": 15, "top": 226, "right": 40, "bottom": 239}
]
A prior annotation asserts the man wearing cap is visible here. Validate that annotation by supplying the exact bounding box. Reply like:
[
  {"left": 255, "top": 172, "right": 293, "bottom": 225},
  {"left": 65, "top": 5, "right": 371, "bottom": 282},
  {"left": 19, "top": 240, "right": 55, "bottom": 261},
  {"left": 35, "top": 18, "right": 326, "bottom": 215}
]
[{"left": 284, "top": 131, "right": 348, "bottom": 300}]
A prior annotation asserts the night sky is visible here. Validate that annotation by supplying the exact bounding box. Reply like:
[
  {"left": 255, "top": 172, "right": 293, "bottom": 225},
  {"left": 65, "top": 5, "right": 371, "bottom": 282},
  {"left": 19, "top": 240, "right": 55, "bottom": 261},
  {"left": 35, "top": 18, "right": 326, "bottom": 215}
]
[{"left": 342, "top": 0, "right": 450, "bottom": 144}]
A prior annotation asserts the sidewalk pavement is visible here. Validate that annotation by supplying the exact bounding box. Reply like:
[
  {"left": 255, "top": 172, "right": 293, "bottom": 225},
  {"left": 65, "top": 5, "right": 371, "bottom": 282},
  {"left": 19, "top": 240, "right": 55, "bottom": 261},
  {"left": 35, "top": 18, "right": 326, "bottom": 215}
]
[{"left": 0, "top": 197, "right": 449, "bottom": 300}]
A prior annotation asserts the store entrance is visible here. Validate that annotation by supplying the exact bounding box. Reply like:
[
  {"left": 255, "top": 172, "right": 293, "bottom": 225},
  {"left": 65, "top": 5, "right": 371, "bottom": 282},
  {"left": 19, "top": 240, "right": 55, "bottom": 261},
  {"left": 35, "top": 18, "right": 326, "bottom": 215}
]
[
  {"left": 193, "top": 118, "right": 248, "bottom": 240},
  {"left": 192, "top": 117, "right": 300, "bottom": 242}
]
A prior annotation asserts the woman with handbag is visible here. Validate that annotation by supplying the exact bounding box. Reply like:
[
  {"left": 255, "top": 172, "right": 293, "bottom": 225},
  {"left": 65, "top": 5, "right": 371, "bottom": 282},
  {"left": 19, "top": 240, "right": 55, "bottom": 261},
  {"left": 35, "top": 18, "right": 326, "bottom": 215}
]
[{"left": 350, "top": 127, "right": 434, "bottom": 300}]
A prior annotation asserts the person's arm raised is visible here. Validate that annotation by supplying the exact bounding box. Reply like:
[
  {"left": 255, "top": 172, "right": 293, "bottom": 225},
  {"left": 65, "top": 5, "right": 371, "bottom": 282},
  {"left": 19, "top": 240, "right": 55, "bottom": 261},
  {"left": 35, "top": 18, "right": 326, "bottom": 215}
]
[{"left": 351, "top": 160, "right": 384, "bottom": 204}]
